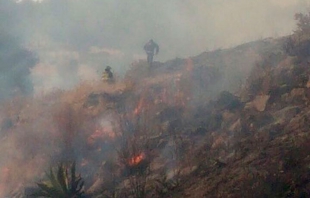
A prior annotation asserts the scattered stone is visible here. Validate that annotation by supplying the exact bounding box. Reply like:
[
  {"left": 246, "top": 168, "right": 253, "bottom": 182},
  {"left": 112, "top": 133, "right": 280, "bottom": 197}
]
[
  {"left": 180, "top": 166, "right": 198, "bottom": 176},
  {"left": 211, "top": 135, "right": 227, "bottom": 149},
  {"left": 229, "top": 119, "right": 242, "bottom": 133}
]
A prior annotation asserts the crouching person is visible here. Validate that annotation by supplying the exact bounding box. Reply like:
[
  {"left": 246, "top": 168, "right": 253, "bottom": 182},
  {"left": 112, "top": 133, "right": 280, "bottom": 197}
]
[{"left": 102, "top": 66, "right": 115, "bottom": 84}]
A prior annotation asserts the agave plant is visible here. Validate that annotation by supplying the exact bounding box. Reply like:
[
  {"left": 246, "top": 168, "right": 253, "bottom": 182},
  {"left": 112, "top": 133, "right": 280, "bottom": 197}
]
[{"left": 32, "top": 162, "right": 85, "bottom": 198}]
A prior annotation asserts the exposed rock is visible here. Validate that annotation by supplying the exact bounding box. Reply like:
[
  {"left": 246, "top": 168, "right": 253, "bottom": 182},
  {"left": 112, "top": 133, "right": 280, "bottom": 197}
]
[
  {"left": 222, "top": 110, "right": 235, "bottom": 122},
  {"left": 239, "top": 111, "right": 274, "bottom": 134},
  {"left": 202, "top": 113, "right": 223, "bottom": 131},
  {"left": 221, "top": 111, "right": 239, "bottom": 129},
  {"left": 272, "top": 106, "right": 301, "bottom": 124},
  {"left": 211, "top": 135, "right": 228, "bottom": 149},
  {"left": 215, "top": 91, "right": 242, "bottom": 111},
  {"left": 285, "top": 88, "right": 307, "bottom": 104},
  {"left": 180, "top": 166, "right": 198, "bottom": 176},
  {"left": 245, "top": 95, "right": 270, "bottom": 112},
  {"left": 229, "top": 119, "right": 242, "bottom": 133}
]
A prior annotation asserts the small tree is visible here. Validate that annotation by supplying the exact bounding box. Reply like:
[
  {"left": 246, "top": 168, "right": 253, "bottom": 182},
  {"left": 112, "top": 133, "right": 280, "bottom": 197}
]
[
  {"left": 295, "top": 12, "right": 310, "bottom": 37},
  {"left": 284, "top": 11, "right": 310, "bottom": 57}
]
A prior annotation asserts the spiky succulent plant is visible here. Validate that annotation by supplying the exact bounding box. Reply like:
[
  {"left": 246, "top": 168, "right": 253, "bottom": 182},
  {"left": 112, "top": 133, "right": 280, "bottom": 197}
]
[{"left": 32, "top": 162, "right": 85, "bottom": 198}]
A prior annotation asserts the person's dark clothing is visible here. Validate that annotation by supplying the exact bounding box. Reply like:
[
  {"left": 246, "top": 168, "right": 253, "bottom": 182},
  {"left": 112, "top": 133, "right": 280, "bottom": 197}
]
[
  {"left": 106, "top": 70, "right": 113, "bottom": 79},
  {"left": 102, "top": 68, "right": 114, "bottom": 83},
  {"left": 144, "top": 40, "right": 159, "bottom": 65}
]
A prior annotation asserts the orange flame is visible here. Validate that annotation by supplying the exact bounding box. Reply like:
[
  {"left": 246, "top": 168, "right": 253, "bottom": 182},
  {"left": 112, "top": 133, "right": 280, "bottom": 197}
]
[
  {"left": 128, "top": 153, "right": 145, "bottom": 166},
  {"left": 87, "top": 128, "right": 115, "bottom": 145},
  {"left": 134, "top": 97, "right": 145, "bottom": 115}
]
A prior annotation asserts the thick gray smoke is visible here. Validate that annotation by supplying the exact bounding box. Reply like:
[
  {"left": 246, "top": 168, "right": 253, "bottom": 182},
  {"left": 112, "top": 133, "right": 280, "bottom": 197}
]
[
  {"left": 0, "top": 0, "right": 309, "bottom": 97},
  {"left": 0, "top": 0, "right": 37, "bottom": 100},
  {"left": 0, "top": 1, "right": 309, "bottom": 196},
  {"left": 6, "top": 0, "right": 310, "bottom": 91}
]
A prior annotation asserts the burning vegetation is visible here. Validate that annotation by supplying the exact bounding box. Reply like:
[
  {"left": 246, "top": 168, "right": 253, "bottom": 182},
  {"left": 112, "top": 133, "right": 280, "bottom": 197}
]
[
  {"left": 3, "top": 12, "right": 310, "bottom": 198},
  {"left": 128, "top": 153, "right": 146, "bottom": 167}
]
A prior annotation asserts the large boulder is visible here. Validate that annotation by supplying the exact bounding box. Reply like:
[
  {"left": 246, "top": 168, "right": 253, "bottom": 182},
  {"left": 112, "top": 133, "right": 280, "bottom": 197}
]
[
  {"left": 214, "top": 91, "right": 242, "bottom": 111},
  {"left": 282, "top": 88, "right": 308, "bottom": 105},
  {"left": 244, "top": 95, "right": 270, "bottom": 112},
  {"left": 272, "top": 106, "right": 301, "bottom": 124}
]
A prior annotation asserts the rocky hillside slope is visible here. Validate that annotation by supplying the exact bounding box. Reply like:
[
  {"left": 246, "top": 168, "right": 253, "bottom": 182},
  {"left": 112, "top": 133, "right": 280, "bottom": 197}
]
[
  {"left": 0, "top": 36, "right": 301, "bottom": 198},
  {"left": 171, "top": 40, "right": 310, "bottom": 198}
]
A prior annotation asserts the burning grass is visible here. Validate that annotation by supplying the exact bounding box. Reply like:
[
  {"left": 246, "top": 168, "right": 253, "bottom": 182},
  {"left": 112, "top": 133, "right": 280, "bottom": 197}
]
[
  {"left": 128, "top": 153, "right": 146, "bottom": 167},
  {"left": 0, "top": 77, "right": 135, "bottom": 196},
  {"left": 1, "top": 37, "right": 303, "bottom": 197}
]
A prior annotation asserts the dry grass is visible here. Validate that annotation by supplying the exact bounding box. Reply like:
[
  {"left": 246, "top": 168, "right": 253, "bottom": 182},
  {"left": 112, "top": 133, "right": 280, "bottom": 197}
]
[{"left": 0, "top": 76, "right": 133, "bottom": 196}]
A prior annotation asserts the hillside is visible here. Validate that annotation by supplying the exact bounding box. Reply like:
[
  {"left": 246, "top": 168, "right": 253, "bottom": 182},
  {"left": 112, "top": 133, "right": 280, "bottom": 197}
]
[
  {"left": 170, "top": 45, "right": 310, "bottom": 197},
  {"left": 1, "top": 35, "right": 308, "bottom": 198}
]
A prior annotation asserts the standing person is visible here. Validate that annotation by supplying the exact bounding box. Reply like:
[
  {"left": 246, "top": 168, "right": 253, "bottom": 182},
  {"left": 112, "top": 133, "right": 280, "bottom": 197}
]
[{"left": 144, "top": 39, "right": 159, "bottom": 66}]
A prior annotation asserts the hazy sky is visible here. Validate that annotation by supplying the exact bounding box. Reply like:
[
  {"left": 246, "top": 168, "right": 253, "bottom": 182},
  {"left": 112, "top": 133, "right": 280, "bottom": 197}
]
[
  {"left": 20, "top": 0, "right": 309, "bottom": 51},
  {"left": 8, "top": 0, "right": 310, "bottom": 90},
  {"left": 19, "top": 0, "right": 309, "bottom": 56}
]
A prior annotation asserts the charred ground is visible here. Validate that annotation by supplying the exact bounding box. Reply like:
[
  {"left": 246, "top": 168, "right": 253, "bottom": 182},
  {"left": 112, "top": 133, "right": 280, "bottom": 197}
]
[{"left": 2, "top": 17, "right": 310, "bottom": 197}]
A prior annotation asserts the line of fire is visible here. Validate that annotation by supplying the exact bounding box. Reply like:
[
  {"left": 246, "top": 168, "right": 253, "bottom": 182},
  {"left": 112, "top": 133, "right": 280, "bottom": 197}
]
[{"left": 0, "top": 56, "right": 220, "bottom": 197}]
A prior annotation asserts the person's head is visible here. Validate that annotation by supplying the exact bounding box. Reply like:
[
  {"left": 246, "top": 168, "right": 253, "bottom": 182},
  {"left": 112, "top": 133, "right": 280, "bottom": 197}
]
[
  {"left": 105, "top": 66, "right": 111, "bottom": 71},
  {"left": 149, "top": 39, "right": 154, "bottom": 43}
]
